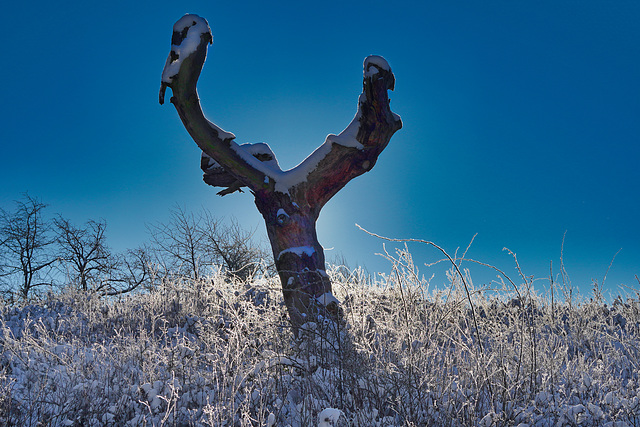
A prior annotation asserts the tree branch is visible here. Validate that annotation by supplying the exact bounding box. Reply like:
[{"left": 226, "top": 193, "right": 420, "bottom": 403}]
[
  {"left": 299, "top": 56, "right": 402, "bottom": 208},
  {"left": 160, "top": 15, "right": 275, "bottom": 194},
  {"left": 160, "top": 15, "right": 401, "bottom": 210}
]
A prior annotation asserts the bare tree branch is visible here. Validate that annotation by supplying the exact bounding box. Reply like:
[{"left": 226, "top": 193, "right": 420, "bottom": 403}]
[
  {"left": 101, "top": 247, "right": 154, "bottom": 296},
  {"left": 160, "top": 16, "right": 271, "bottom": 193},
  {"left": 303, "top": 56, "right": 402, "bottom": 208}
]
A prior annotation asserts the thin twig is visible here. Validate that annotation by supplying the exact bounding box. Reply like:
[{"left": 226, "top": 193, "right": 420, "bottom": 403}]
[
  {"left": 355, "top": 224, "right": 484, "bottom": 355},
  {"left": 602, "top": 248, "right": 622, "bottom": 288}
]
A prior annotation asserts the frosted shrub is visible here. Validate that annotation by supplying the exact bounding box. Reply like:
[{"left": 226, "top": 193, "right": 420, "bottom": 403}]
[{"left": 0, "top": 254, "right": 639, "bottom": 426}]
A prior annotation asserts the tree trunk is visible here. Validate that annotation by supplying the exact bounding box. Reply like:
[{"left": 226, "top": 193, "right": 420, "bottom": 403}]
[
  {"left": 160, "top": 14, "right": 402, "bottom": 331},
  {"left": 253, "top": 190, "right": 332, "bottom": 327}
]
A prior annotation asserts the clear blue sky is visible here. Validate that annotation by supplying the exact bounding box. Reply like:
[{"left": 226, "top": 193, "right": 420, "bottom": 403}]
[{"left": 2, "top": 1, "right": 639, "bottom": 298}]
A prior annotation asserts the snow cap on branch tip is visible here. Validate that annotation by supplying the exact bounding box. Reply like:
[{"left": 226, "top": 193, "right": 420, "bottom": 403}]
[
  {"left": 364, "top": 55, "right": 390, "bottom": 77},
  {"left": 161, "top": 14, "right": 212, "bottom": 85}
]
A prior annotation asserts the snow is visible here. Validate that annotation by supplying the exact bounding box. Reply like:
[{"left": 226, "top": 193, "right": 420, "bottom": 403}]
[
  {"left": 325, "top": 93, "right": 365, "bottom": 150},
  {"left": 272, "top": 142, "right": 333, "bottom": 194},
  {"left": 161, "top": 15, "right": 398, "bottom": 196},
  {"left": 206, "top": 119, "right": 236, "bottom": 142},
  {"left": 161, "top": 14, "right": 212, "bottom": 84},
  {"left": 2, "top": 271, "right": 640, "bottom": 426},
  {"left": 264, "top": 91, "right": 368, "bottom": 194},
  {"left": 316, "top": 292, "right": 340, "bottom": 307},
  {"left": 325, "top": 127, "right": 364, "bottom": 149},
  {"left": 240, "top": 142, "right": 281, "bottom": 170},
  {"left": 223, "top": 139, "right": 338, "bottom": 195},
  {"left": 276, "top": 208, "right": 290, "bottom": 224},
  {"left": 256, "top": 55, "right": 396, "bottom": 193},
  {"left": 317, "top": 408, "right": 343, "bottom": 426},
  {"left": 228, "top": 140, "right": 285, "bottom": 185},
  {"left": 202, "top": 142, "right": 278, "bottom": 172},
  {"left": 277, "top": 245, "right": 316, "bottom": 260},
  {"left": 364, "top": 55, "right": 391, "bottom": 77},
  {"left": 160, "top": 14, "right": 236, "bottom": 141}
]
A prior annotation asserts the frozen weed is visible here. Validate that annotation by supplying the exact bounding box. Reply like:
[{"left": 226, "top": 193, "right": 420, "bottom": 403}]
[{"left": 0, "top": 255, "right": 638, "bottom": 426}]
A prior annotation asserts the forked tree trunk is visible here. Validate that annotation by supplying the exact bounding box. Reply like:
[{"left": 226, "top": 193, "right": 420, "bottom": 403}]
[{"left": 160, "top": 14, "right": 401, "bottom": 330}]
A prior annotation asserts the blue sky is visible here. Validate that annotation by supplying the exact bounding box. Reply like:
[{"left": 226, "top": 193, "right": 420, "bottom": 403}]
[{"left": 2, "top": 1, "right": 639, "bottom": 297}]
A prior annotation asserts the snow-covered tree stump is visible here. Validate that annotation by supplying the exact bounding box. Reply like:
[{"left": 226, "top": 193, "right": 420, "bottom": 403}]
[{"left": 160, "top": 14, "right": 402, "bottom": 331}]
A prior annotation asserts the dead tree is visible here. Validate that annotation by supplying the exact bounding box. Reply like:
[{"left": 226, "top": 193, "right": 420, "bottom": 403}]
[{"left": 160, "top": 14, "right": 401, "bottom": 329}]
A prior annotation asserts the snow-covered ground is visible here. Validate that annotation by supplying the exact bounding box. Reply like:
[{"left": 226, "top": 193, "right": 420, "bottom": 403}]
[{"left": 1, "top": 257, "right": 639, "bottom": 426}]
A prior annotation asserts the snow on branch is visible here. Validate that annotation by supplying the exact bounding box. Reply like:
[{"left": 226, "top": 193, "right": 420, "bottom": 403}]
[
  {"left": 161, "top": 15, "right": 212, "bottom": 87},
  {"left": 160, "top": 14, "right": 401, "bottom": 207},
  {"left": 160, "top": 14, "right": 272, "bottom": 193},
  {"left": 252, "top": 54, "right": 402, "bottom": 197},
  {"left": 298, "top": 54, "right": 402, "bottom": 206}
]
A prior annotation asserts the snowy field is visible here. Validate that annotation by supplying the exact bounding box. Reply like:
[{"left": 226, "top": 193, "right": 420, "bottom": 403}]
[{"left": 1, "top": 252, "right": 639, "bottom": 426}]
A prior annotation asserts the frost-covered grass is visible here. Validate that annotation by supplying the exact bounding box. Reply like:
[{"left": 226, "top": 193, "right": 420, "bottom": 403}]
[{"left": 0, "top": 251, "right": 639, "bottom": 426}]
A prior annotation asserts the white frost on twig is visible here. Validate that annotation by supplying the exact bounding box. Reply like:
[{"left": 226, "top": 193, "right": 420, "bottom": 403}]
[{"left": 161, "top": 14, "right": 212, "bottom": 84}]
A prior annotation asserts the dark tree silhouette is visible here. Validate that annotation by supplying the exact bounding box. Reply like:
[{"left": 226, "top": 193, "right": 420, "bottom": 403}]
[
  {"left": 0, "top": 195, "right": 57, "bottom": 300},
  {"left": 54, "top": 217, "right": 113, "bottom": 291},
  {"left": 147, "top": 206, "right": 267, "bottom": 281},
  {"left": 160, "top": 14, "right": 401, "bottom": 329},
  {"left": 99, "top": 246, "right": 155, "bottom": 296}
]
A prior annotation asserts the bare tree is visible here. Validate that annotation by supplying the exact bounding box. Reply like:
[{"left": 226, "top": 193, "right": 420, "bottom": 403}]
[
  {"left": 160, "top": 15, "right": 401, "bottom": 329},
  {"left": 96, "top": 246, "right": 156, "bottom": 296},
  {"left": 148, "top": 206, "right": 207, "bottom": 280},
  {"left": 0, "top": 195, "right": 57, "bottom": 300},
  {"left": 54, "top": 217, "right": 115, "bottom": 291},
  {"left": 148, "top": 206, "right": 267, "bottom": 281},
  {"left": 200, "top": 212, "right": 270, "bottom": 281}
]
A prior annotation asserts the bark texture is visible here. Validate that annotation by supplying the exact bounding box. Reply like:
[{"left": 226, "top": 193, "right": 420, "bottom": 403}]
[{"left": 160, "top": 15, "right": 402, "bottom": 330}]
